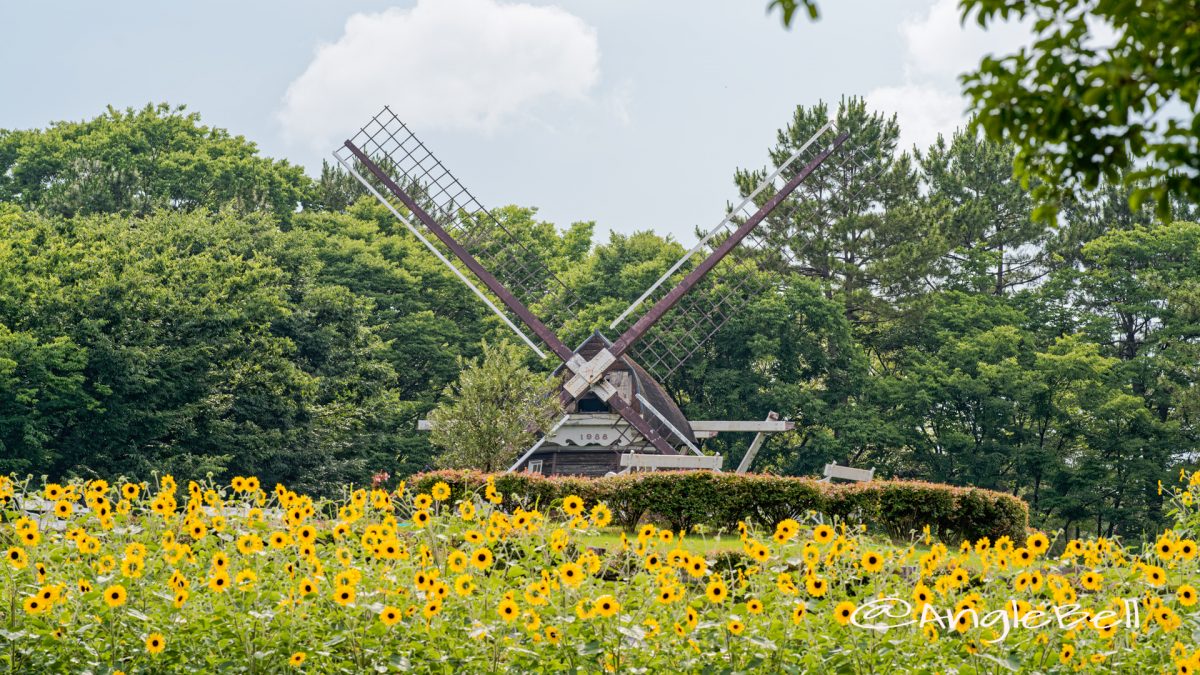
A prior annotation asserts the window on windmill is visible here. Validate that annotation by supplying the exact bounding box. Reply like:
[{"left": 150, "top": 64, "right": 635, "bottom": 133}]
[
  {"left": 527, "top": 460, "right": 543, "bottom": 474},
  {"left": 577, "top": 393, "right": 608, "bottom": 413}
]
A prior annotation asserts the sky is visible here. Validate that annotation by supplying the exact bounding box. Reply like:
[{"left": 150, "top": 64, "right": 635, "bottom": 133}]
[{"left": 0, "top": 0, "right": 1028, "bottom": 244}]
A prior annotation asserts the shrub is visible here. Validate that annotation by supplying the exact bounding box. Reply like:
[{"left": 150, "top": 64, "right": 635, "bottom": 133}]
[{"left": 410, "top": 470, "right": 1029, "bottom": 542}]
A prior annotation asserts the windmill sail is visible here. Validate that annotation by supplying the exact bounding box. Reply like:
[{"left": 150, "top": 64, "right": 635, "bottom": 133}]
[
  {"left": 608, "top": 123, "right": 887, "bottom": 383},
  {"left": 332, "top": 107, "right": 582, "bottom": 356}
]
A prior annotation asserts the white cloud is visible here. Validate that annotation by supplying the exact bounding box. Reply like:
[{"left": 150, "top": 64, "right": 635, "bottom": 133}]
[
  {"left": 867, "top": 0, "right": 1029, "bottom": 151},
  {"left": 278, "top": 0, "right": 601, "bottom": 150},
  {"left": 866, "top": 83, "right": 964, "bottom": 152},
  {"left": 900, "top": 0, "right": 1030, "bottom": 80}
]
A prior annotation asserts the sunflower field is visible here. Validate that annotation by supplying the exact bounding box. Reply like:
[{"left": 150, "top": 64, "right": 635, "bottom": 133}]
[{"left": 2, "top": 472, "right": 1200, "bottom": 674}]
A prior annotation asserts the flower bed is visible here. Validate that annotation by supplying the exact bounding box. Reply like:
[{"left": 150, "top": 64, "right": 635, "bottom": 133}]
[{"left": 0, "top": 473, "right": 1196, "bottom": 672}]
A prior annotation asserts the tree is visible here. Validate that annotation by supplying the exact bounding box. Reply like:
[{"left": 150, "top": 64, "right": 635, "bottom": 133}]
[
  {"left": 304, "top": 160, "right": 370, "bottom": 213},
  {"left": 736, "top": 98, "right": 924, "bottom": 321},
  {"left": 429, "top": 341, "right": 561, "bottom": 472},
  {"left": 0, "top": 103, "right": 310, "bottom": 219},
  {"left": 961, "top": 0, "right": 1200, "bottom": 219},
  {"left": 919, "top": 128, "right": 1047, "bottom": 295}
]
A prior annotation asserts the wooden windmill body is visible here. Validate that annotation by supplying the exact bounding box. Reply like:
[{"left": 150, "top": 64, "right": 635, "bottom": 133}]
[{"left": 333, "top": 108, "right": 867, "bottom": 476}]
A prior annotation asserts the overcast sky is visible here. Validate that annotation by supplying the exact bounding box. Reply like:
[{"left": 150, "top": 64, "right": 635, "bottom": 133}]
[{"left": 0, "top": 0, "right": 1027, "bottom": 243}]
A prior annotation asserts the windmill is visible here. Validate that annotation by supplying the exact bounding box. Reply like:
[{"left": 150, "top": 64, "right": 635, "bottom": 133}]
[{"left": 333, "top": 107, "right": 872, "bottom": 477}]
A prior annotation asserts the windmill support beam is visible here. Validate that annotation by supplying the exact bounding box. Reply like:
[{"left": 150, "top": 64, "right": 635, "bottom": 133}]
[
  {"left": 343, "top": 140, "right": 679, "bottom": 457},
  {"left": 734, "top": 412, "right": 783, "bottom": 474},
  {"left": 343, "top": 141, "right": 576, "bottom": 365},
  {"left": 635, "top": 393, "right": 701, "bottom": 456},
  {"left": 560, "top": 132, "right": 850, "bottom": 400}
]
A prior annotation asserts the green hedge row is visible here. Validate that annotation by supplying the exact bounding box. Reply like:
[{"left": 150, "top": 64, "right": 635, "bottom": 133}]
[{"left": 409, "top": 470, "right": 1029, "bottom": 543}]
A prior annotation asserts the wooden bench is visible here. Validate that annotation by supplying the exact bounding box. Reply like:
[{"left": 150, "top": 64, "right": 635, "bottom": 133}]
[
  {"left": 617, "top": 452, "right": 723, "bottom": 473},
  {"left": 820, "top": 463, "right": 875, "bottom": 483}
]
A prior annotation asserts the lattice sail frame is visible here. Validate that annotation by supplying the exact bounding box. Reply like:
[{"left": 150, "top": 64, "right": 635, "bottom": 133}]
[
  {"left": 608, "top": 124, "right": 889, "bottom": 383},
  {"left": 333, "top": 106, "right": 866, "bottom": 462},
  {"left": 331, "top": 107, "right": 582, "bottom": 358}
]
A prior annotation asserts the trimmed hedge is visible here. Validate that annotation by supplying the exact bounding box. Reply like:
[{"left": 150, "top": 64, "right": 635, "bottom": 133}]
[{"left": 409, "top": 470, "right": 1029, "bottom": 543}]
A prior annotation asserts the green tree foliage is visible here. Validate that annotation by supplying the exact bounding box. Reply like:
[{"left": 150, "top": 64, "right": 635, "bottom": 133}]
[
  {"left": 738, "top": 98, "right": 923, "bottom": 320},
  {"left": 0, "top": 102, "right": 1196, "bottom": 538},
  {"left": 919, "top": 128, "right": 1046, "bottom": 295},
  {"left": 428, "top": 341, "right": 561, "bottom": 472},
  {"left": 960, "top": 0, "right": 1200, "bottom": 219},
  {"left": 0, "top": 103, "right": 310, "bottom": 219}
]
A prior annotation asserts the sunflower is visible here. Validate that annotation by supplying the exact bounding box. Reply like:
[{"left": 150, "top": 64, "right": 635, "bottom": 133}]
[
  {"left": 861, "top": 551, "right": 883, "bottom": 574},
  {"left": 103, "top": 585, "right": 127, "bottom": 608},
  {"left": 208, "top": 572, "right": 230, "bottom": 593},
  {"left": 23, "top": 597, "right": 45, "bottom": 615},
  {"left": 447, "top": 550, "right": 468, "bottom": 574},
  {"left": 805, "top": 575, "right": 827, "bottom": 597},
  {"left": 1157, "top": 537, "right": 1176, "bottom": 561},
  {"left": 1059, "top": 643, "right": 1075, "bottom": 664},
  {"left": 380, "top": 606, "right": 401, "bottom": 626},
  {"left": 834, "top": 601, "right": 856, "bottom": 626},
  {"left": 145, "top": 633, "right": 165, "bottom": 655},
  {"left": 454, "top": 574, "right": 475, "bottom": 596},
  {"left": 422, "top": 599, "right": 443, "bottom": 619},
  {"left": 5, "top": 547, "right": 27, "bottom": 570},
  {"left": 1179, "top": 584, "right": 1198, "bottom": 607},
  {"left": 431, "top": 482, "right": 451, "bottom": 501},
  {"left": 589, "top": 503, "right": 612, "bottom": 528},
  {"left": 1145, "top": 565, "right": 1167, "bottom": 586},
  {"left": 53, "top": 500, "right": 73, "bottom": 518},
  {"left": 458, "top": 501, "right": 476, "bottom": 521},
  {"left": 792, "top": 600, "right": 811, "bottom": 624},
  {"left": 562, "top": 495, "right": 584, "bottom": 516},
  {"left": 471, "top": 548, "right": 494, "bottom": 570},
  {"left": 289, "top": 652, "right": 306, "bottom": 667},
  {"left": 1081, "top": 571, "right": 1102, "bottom": 591},
  {"left": 747, "top": 598, "right": 764, "bottom": 614},
  {"left": 913, "top": 583, "right": 932, "bottom": 606},
  {"left": 333, "top": 587, "right": 355, "bottom": 606},
  {"left": 705, "top": 577, "right": 728, "bottom": 604},
  {"left": 414, "top": 493, "right": 433, "bottom": 510},
  {"left": 121, "top": 483, "right": 140, "bottom": 500},
  {"left": 497, "top": 598, "right": 519, "bottom": 622},
  {"left": 1026, "top": 532, "right": 1049, "bottom": 555},
  {"left": 298, "top": 578, "right": 317, "bottom": 596},
  {"left": 727, "top": 619, "right": 745, "bottom": 635},
  {"left": 593, "top": 594, "right": 620, "bottom": 617},
  {"left": 813, "top": 525, "right": 834, "bottom": 544},
  {"left": 545, "top": 626, "right": 561, "bottom": 644},
  {"left": 120, "top": 557, "right": 144, "bottom": 579},
  {"left": 686, "top": 556, "right": 708, "bottom": 578},
  {"left": 235, "top": 569, "right": 258, "bottom": 591}
]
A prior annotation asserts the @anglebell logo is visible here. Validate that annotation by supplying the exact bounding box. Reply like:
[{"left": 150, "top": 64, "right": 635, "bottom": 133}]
[{"left": 849, "top": 597, "right": 1140, "bottom": 644}]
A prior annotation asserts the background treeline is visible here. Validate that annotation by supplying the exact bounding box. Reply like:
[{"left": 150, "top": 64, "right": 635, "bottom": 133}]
[{"left": 0, "top": 102, "right": 1196, "bottom": 538}]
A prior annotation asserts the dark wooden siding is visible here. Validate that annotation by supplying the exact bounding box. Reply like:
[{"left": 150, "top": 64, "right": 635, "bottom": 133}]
[{"left": 518, "top": 448, "right": 622, "bottom": 477}]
